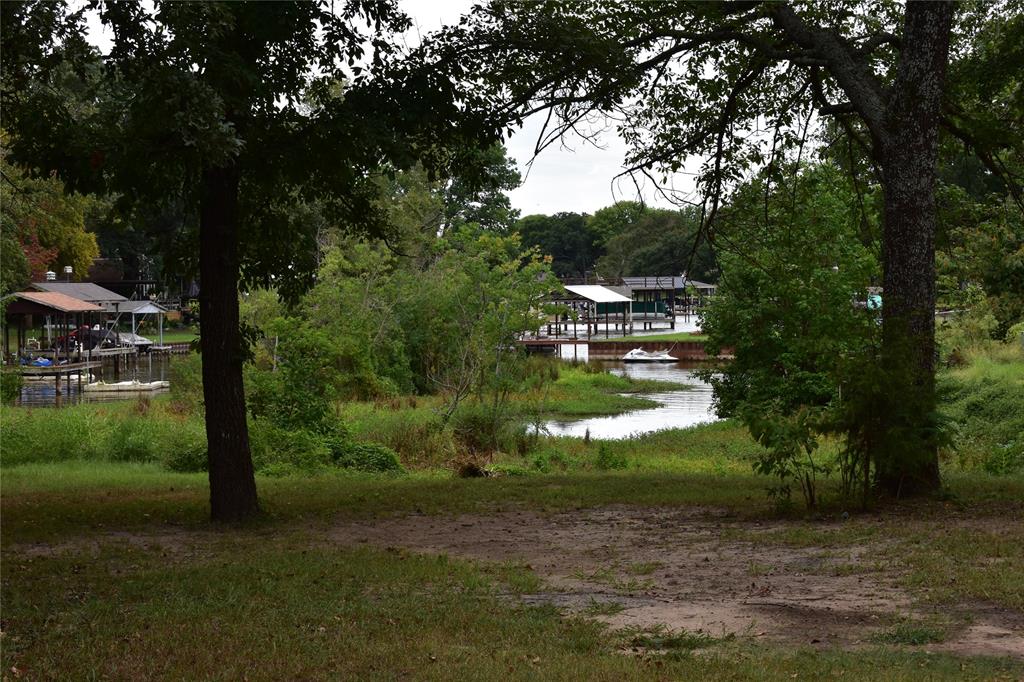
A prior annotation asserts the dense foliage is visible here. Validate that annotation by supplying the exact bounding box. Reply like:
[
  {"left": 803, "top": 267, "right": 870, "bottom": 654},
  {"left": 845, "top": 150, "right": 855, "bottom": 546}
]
[
  {"left": 701, "top": 163, "right": 881, "bottom": 508},
  {"left": 0, "top": 156, "right": 100, "bottom": 284},
  {"left": 514, "top": 202, "right": 717, "bottom": 282}
]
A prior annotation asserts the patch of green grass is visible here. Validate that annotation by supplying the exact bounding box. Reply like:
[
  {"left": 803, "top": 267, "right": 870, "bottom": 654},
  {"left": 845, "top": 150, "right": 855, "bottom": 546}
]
[
  {"left": 941, "top": 342, "right": 1024, "bottom": 475},
  {"left": 0, "top": 398, "right": 206, "bottom": 467},
  {"left": 491, "top": 420, "right": 762, "bottom": 477},
  {"left": 573, "top": 566, "right": 655, "bottom": 593},
  {"left": 583, "top": 599, "right": 626, "bottom": 616},
  {"left": 625, "top": 561, "right": 663, "bottom": 576},
  {"left": 622, "top": 625, "right": 727, "bottom": 652},
  {"left": 146, "top": 328, "right": 197, "bottom": 343},
  {"left": 896, "top": 522, "right": 1024, "bottom": 611},
  {"left": 522, "top": 366, "right": 683, "bottom": 418},
  {"left": 591, "top": 332, "right": 709, "bottom": 343},
  {"left": 1, "top": 464, "right": 775, "bottom": 546},
  {"left": 871, "top": 619, "right": 948, "bottom": 646}
]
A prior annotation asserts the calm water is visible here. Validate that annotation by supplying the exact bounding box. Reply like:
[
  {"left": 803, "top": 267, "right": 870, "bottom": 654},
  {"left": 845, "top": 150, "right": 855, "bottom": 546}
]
[
  {"left": 542, "top": 359, "right": 719, "bottom": 439},
  {"left": 16, "top": 354, "right": 174, "bottom": 407}
]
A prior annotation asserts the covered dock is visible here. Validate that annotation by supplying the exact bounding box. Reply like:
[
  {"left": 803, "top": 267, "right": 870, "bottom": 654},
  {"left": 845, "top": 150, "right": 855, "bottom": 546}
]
[
  {"left": 546, "top": 284, "right": 634, "bottom": 339},
  {"left": 3, "top": 291, "right": 106, "bottom": 361},
  {"left": 3, "top": 292, "right": 110, "bottom": 394},
  {"left": 29, "top": 281, "right": 129, "bottom": 313},
  {"left": 118, "top": 299, "right": 171, "bottom": 351}
]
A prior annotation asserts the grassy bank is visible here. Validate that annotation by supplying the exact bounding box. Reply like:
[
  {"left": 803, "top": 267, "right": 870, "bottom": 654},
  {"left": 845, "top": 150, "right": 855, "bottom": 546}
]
[
  {"left": 148, "top": 328, "right": 197, "bottom": 343},
  {"left": 940, "top": 342, "right": 1024, "bottom": 475},
  {"left": 0, "top": 364, "right": 680, "bottom": 472},
  {"left": 590, "top": 331, "right": 708, "bottom": 343}
]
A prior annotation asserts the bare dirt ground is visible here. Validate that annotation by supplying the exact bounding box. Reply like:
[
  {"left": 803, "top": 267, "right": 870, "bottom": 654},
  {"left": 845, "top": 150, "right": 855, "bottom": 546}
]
[
  {"left": 328, "top": 506, "right": 1024, "bottom": 659},
  {"left": 10, "top": 505, "right": 1022, "bottom": 659}
]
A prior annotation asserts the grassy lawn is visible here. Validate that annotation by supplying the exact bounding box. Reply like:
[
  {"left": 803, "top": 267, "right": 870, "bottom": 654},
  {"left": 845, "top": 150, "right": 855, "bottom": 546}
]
[
  {"left": 2, "top": 459, "right": 1023, "bottom": 680},
  {"left": 3, "top": 351, "right": 1023, "bottom": 679},
  {"left": 6, "top": 529, "right": 1021, "bottom": 681},
  {"left": 144, "top": 328, "right": 197, "bottom": 343}
]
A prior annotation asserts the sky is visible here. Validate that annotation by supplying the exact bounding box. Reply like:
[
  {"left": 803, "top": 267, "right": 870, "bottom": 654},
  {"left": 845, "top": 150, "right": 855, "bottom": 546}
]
[
  {"left": 406, "top": 1, "right": 695, "bottom": 216},
  {"left": 84, "top": 1, "right": 698, "bottom": 216}
]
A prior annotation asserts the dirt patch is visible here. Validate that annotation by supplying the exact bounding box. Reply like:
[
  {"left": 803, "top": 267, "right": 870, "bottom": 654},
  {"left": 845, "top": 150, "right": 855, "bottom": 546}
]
[{"left": 328, "top": 506, "right": 1024, "bottom": 658}]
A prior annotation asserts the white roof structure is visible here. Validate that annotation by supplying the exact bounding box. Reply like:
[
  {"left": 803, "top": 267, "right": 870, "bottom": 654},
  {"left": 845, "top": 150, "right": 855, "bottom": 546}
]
[
  {"left": 119, "top": 300, "right": 169, "bottom": 315},
  {"left": 563, "top": 285, "right": 632, "bottom": 303}
]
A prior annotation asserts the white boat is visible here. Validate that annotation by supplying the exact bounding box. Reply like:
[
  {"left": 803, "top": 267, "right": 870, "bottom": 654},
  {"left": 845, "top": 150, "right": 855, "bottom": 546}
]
[
  {"left": 622, "top": 348, "right": 678, "bottom": 363},
  {"left": 83, "top": 380, "right": 170, "bottom": 393}
]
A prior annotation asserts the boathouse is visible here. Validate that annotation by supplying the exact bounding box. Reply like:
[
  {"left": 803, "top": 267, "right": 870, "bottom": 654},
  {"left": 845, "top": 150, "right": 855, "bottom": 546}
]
[
  {"left": 29, "top": 281, "right": 128, "bottom": 313},
  {"left": 3, "top": 291, "right": 105, "bottom": 362}
]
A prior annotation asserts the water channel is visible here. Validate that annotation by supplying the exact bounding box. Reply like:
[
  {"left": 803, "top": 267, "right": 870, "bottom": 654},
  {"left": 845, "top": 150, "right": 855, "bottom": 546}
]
[
  {"left": 544, "top": 348, "right": 719, "bottom": 439},
  {"left": 17, "top": 337, "right": 719, "bottom": 440}
]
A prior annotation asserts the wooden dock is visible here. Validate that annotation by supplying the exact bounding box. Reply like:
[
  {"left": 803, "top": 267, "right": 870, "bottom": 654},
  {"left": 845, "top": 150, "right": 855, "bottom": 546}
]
[
  {"left": 16, "top": 360, "right": 103, "bottom": 376},
  {"left": 15, "top": 360, "right": 103, "bottom": 395}
]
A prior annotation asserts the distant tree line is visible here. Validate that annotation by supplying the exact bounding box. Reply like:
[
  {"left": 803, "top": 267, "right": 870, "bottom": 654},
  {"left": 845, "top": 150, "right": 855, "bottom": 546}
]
[{"left": 514, "top": 202, "right": 718, "bottom": 283}]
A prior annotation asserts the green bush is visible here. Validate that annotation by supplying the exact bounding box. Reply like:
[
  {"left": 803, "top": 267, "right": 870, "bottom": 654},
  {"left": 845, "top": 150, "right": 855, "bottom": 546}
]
[
  {"left": 164, "top": 443, "right": 208, "bottom": 473},
  {"left": 106, "top": 418, "right": 164, "bottom": 462},
  {"left": 249, "top": 420, "right": 333, "bottom": 474},
  {"left": 334, "top": 442, "right": 403, "bottom": 473},
  {"left": 451, "top": 401, "right": 523, "bottom": 455},
  {"left": 169, "top": 354, "right": 204, "bottom": 414},
  {"left": 247, "top": 419, "right": 400, "bottom": 475},
  {"left": 1, "top": 371, "right": 22, "bottom": 405},
  {"left": 531, "top": 447, "right": 569, "bottom": 473},
  {"left": 595, "top": 443, "right": 628, "bottom": 471}
]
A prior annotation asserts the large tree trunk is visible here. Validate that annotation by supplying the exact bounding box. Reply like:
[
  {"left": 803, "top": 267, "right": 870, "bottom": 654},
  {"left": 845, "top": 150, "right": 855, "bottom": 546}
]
[
  {"left": 875, "top": 1, "right": 954, "bottom": 496},
  {"left": 199, "top": 165, "right": 260, "bottom": 521}
]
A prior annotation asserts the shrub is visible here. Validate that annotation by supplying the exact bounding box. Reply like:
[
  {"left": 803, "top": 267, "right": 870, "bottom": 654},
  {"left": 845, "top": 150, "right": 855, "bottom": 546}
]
[
  {"left": 531, "top": 447, "right": 570, "bottom": 473},
  {"left": 107, "top": 418, "right": 164, "bottom": 462},
  {"left": 164, "top": 443, "right": 208, "bottom": 473},
  {"left": 249, "top": 420, "right": 333, "bottom": 474},
  {"left": 595, "top": 443, "right": 628, "bottom": 471},
  {"left": 1, "top": 372, "right": 22, "bottom": 405},
  {"left": 334, "top": 442, "right": 403, "bottom": 473},
  {"left": 169, "top": 354, "right": 204, "bottom": 414},
  {"left": 451, "top": 401, "right": 522, "bottom": 455}
]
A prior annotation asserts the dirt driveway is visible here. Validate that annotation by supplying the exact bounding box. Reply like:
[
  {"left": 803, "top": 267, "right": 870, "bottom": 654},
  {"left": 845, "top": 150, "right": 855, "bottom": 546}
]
[{"left": 329, "top": 505, "right": 1024, "bottom": 659}]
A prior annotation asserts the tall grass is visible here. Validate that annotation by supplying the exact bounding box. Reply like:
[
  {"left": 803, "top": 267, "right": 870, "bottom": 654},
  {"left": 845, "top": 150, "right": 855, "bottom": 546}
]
[
  {"left": 1, "top": 399, "right": 205, "bottom": 467},
  {"left": 940, "top": 341, "right": 1024, "bottom": 474}
]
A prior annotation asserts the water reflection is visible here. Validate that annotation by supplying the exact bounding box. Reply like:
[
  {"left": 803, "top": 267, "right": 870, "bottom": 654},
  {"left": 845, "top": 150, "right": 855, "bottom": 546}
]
[
  {"left": 17, "top": 353, "right": 175, "bottom": 407},
  {"left": 542, "top": 360, "right": 719, "bottom": 439}
]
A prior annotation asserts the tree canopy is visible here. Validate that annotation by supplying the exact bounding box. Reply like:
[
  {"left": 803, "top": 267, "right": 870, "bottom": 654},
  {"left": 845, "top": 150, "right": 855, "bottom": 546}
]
[
  {"left": 0, "top": 0, "right": 500, "bottom": 520},
  {"left": 419, "top": 0, "right": 1023, "bottom": 494}
]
